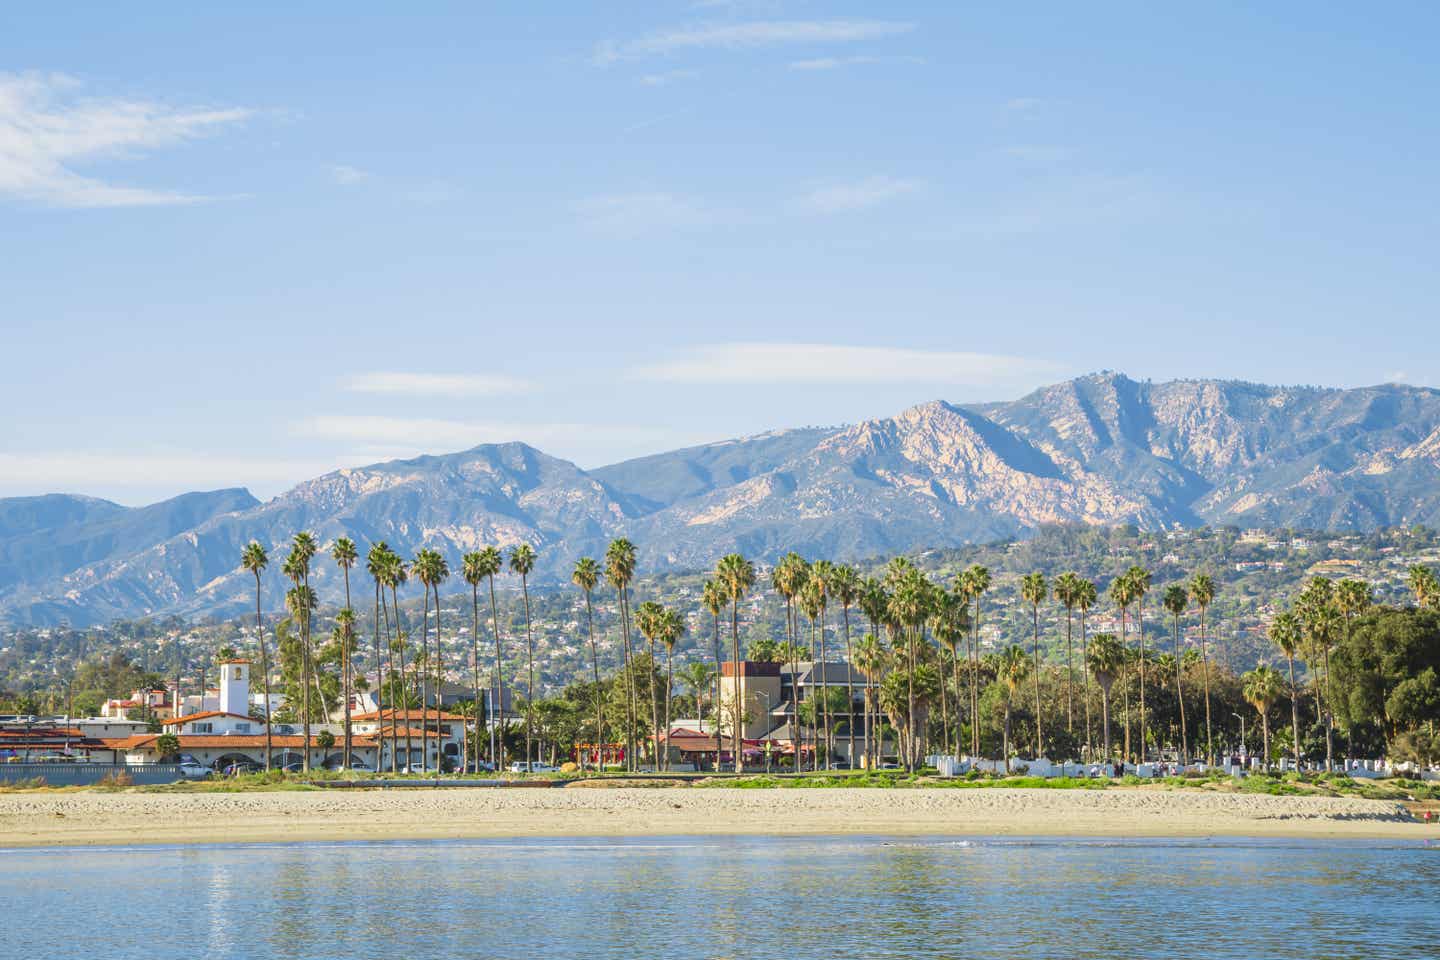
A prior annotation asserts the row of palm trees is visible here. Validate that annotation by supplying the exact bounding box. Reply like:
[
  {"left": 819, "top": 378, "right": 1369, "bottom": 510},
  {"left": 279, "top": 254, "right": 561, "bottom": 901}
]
[{"left": 234, "top": 529, "right": 1416, "bottom": 776}]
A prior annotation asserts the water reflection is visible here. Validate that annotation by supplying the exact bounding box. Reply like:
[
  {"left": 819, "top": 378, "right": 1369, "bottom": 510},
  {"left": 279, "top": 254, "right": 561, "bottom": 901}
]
[{"left": 1, "top": 837, "right": 1433, "bottom": 960}]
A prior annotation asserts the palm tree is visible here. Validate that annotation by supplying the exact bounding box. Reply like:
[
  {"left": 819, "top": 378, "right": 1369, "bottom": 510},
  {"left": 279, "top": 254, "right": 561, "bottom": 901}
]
[
  {"left": 929, "top": 592, "right": 964, "bottom": 756},
  {"left": 1076, "top": 577, "right": 1097, "bottom": 760},
  {"left": 1243, "top": 665, "right": 1285, "bottom": 771},
  {"left": 779, "top": 555, "right": 812, "bottom": 769},
  {"left": 1087, "top": 633, "right": 1125, "bottom": 761},
  {"left": 384, "top": 551, "right": 410, "bottom": 772},
  {"left": 1162, "top": 584, "right": 1189, "bottom": 764},
  {"left": 858, "top": 578, "right": 889, "bottom": 767},
  {"left": 1053, "top": 572, "right": 1080, "bottom": 734},
  {"left": 412, "top": 548, "right": 439, "bottom": 772},
  {"left": 995, "top": 645, "right": 1030, "bottom": 773},
  {"left": 808, "top": 561, "right": 834, "bottom": 769},
  {"left": 605, "top": 539, "right": 639, "bottom": 771},
  {"left": 635, "top": 599, "right": 665, "bottom": 768},
  {"left": 428, "top": 551, "right": 450, "bottom": 771},
  {"left": 331, "top": 537, "right": 358, "bottom": 768},
  {"left": 1269, "top": 611, "right": 1303, "bottom": 771},
  {"left": 334, "top": 607, "right": 357, "bottom": 766},
  {"left": 716, "top": 552, "right": 755, "bottom": 773},
  {"left": 509, "top": 543, "right": 538, "bottom": 767},
  {"left": 572, "top": 557, "right": 604, "bottom": 771},
  {"left": 854, "top": 630, "right": 886, "bottom": 768},
  {"left": 367, "top": 542, "right": 393, "bottom": 771},
  {"left": 887, "top": 568, "right": 933, "bottom": 771},
  {"left": 239, "top": 541, "right": 274, "bottom": 772},
  {"left": 1407, "top": 564, "right": 1438, "bottom": 608},
  {"left": 701, "top": 579, "right": 725, "bottom": 770},
  {"left": 659, "top": 606, "right": 684, "bottom": 770},
  {"left": 282, "top": 542, "right": 313, "bottom": 771},
  {"left": 1189, "top": 572, "right": 1216, "bottom": 764},
  {"left": 1126, "top": 565, "right": 1153, "bottom": 762},
  {"left": 462, "top": 551, "right": 487, "bottom": 774},
  {"left": 958, "top": 564, "right": 991, "bottom": 755},
  {"left": 1108, "top": 572, "right": 1137, "bottom": 761},
  {"left": 1020, "top": 571, "right": 1047, "bottom": 758},
  {"left": 475, "top": 546, "right": 504, "bottom": 769},
  {"left": 830, "top": 565, "right": 861, "bottom": 767},
  {"left": 799, "top": 577, "right": 824, "bottom": 769}
]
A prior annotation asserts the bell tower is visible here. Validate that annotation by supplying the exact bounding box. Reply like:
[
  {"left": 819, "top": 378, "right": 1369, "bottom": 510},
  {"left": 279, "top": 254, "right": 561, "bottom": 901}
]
[{"left": 219, "top": 659, "right": 251, "bottom": 715}]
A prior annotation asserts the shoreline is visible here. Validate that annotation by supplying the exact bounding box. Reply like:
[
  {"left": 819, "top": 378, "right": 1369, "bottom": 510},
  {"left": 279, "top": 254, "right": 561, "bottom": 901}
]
[{"left": 0, "top": 787, "right": 1428, "bottom": 848}]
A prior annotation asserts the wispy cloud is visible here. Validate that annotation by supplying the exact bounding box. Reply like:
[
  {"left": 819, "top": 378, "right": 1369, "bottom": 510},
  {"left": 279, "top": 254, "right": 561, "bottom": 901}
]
[
  {"left": 330, "top": 164, "right": 371, "bottom": 185},
  {"left": 343, "top": 372, "right": 534, "bottom": 398},
  {"left": 1004, "top": 97, "right": 1045, "bottom": 112},
  {"left": 578, "top": 191, "right": 730, "bottom": 236},
  {"left": 630, "top": 343, "right": 1057, "bottom": 386},
  {"left": 788, "top": 55, "right": 924, "bottom": 71},
  {"left": 0, "top": 71, "right": 252, "bottom": 208},
  {"left": 796, "top": 175, "right": 921, "bottom": 214},
  {"left": 639, "top": 70, "right": 700, "bottom": 87},
  {"left": 594, "top": 19, "right": 914, "bottom": 65}
]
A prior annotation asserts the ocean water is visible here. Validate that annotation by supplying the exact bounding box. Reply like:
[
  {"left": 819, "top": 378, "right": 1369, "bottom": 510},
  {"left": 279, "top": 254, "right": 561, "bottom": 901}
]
[{"left": 1, "top": 836, "right": 1434, "bottom": 959}]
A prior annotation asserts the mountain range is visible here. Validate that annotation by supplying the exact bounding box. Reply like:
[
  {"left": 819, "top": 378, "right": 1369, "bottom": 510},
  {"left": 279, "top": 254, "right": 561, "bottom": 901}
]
[{"left": 7, "top": 372, "right": 1440, "bottom": 627}]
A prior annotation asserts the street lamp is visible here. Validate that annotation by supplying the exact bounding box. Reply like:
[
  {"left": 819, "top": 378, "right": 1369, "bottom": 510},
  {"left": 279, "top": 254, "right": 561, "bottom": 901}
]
[{"left": 1231, "top": 712, "right": 1247, "bottom": 766}]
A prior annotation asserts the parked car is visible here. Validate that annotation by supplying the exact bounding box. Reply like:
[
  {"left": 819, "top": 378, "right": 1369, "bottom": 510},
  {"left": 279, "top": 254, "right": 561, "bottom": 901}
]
[
  {"left": 508, "top": 761, "right": 557, "bottom": 774},
  {"left": 322, "top": 756, "right": 372, "bottom": 771},
  {"left": 223, "top": 759, "right": 261, "bottom": 776},
  {"left": 177, "top": 760, "right": 211, "bottom": 780}
]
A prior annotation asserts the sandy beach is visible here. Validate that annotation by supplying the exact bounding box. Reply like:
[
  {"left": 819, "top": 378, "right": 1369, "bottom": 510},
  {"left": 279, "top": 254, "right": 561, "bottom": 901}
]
[{"left": 0, "top": 785, "right": 1426, "bottom": 847}]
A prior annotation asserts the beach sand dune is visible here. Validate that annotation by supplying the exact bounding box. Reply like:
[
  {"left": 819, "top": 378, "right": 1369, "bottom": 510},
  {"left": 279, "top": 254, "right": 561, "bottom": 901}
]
[{"left": 0, "top": 787, "right": 1424, "bottom": 848}]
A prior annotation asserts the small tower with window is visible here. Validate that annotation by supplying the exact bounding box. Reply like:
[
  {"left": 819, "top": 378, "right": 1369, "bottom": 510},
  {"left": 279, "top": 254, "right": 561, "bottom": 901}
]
[{"left": 218, "top": 659, "right": 251, "bottom": 716}]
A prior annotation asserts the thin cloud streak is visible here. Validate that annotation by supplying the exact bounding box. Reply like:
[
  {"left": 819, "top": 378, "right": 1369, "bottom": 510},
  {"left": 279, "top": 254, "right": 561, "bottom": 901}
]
[
  {"left": 788, "top": 55, "right": 925, "bottom": 70},
  {"left": 630, "top": 343, "right": 1059, "bottom": 386},
  {"left": 797, "top": 175, "right": 921, "bottom": 213},
  {"left": 0, "top": 71, "right": 252, "bottom": 208},
  {"left": 594, "top": 19, "right": 915, "bottom": 64},
  {"left": 343, "top": 372, "right": 534, "bottom": 398}
]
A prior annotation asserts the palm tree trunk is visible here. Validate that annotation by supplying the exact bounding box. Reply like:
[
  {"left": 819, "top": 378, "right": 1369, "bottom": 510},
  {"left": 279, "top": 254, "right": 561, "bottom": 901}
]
[
  {"left": 711, "top": 611, "right": 723, "bottom": 772},
  {"left": 1032, "top": 606, "right": 1042, "bottom": 759},
  {"left": 905, "top": 629, "right": 916, "bottom": 772},
  {"left": 585, "top": 592, "right": 602, "bottom": 772},
  {"left": 1174, "top": 617, "right": 1188, "bottom": 765},
  {"left": 392, "top": 582, "right": 408, "bottom": 773},
  {"left": 433, "top": 583, "right": 444, "bottom": 773},
  {"left": 1200, "top": 606, "right": 1213, "bottom": 765},
  {"left": 1003, "top": 704, "right": 1011, "bottom": 774},
  {"left": 731, "top": 601, "right": 742, "bottom": 773},
  {"left": 646, "top": 633, "right": 661, "bottom": 769},
  {"left": 939, "top": 646, "right": 950, "bottom": 757},
  {"left": 373, "top": 578, "right": 385, "bottom": 773},
  {"left": 487, "top": 576, "right": 504, "bottom": 771},
  {"left": 842, "top": 606, "right": 855, "bottom": 769},
  {"left": 1322, "top": 641, "right": 1335, "bottom": 772},
  {"left": 664, "top": 647, "right": 674, "bottom": 772},
  {"left": 819, "top": 606, "right": 831, "bottom": 770},
  {"left": 1138, "top": 598, "right": 1147, "bottom": 763},
  {"left": 1100, "top": 685, "right": 1112, "bottom": 760},
  {"left": 420, "top": 582, "right": 431, "bottom": 773},
  {"left": 1065, "top": 606, "right": 1074, "bottom": 733},
  {"left": 522, "top": 574, "right": 534, "bottom": 768},
  {"left": 301, "top": 573, "right": 312, "bottom": 773},
  {"left": 471, "top": 584, "right": 482, "bottom": 775},
  {"left": 255, "top": 572, "right": 273, "bottom": 773},
  {"left": 343, "top": 567, "right": 353, "bottom": 771},
  {"left": 971, "top": 599, "right": 982, "bottom": 756},
  {"left": 1081, "top": 608, "right": 1092, "bottom": 761},
  {"left": 1287, "top": 655, "right": 1301, "bottom": 771}
]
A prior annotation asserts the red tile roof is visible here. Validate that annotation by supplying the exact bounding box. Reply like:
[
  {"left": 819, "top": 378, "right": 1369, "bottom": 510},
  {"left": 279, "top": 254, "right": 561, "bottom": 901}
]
[{"left": 160, "top": 711, "right": 256, "bottom": 726}]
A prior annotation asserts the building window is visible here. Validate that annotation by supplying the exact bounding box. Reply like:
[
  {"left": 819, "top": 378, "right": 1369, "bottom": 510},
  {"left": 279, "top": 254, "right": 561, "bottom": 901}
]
[
  {"left": 193, "top": 722, "right": 213, "bottom": 733},
  {"left": 236, "top": 723, "right": 250, "bottom": 733}
]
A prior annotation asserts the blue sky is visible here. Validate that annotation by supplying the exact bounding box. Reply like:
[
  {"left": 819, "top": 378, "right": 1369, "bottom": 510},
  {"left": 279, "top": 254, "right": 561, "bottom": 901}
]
[{"left": 3, "top": 3, "right": 1437, "bottom": 504}]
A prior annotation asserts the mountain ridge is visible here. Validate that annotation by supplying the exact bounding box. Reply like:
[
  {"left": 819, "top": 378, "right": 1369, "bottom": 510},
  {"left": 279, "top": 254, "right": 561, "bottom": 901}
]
[{"left": 8, "top": 372, "right": 1440, "bottom": 626}]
